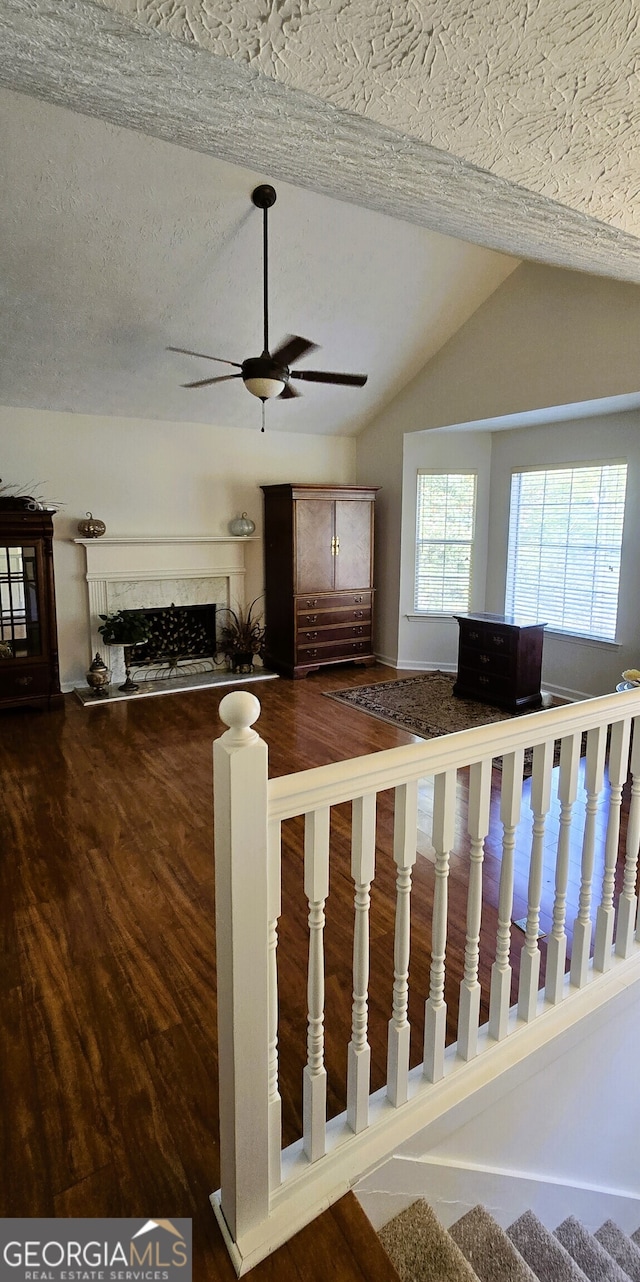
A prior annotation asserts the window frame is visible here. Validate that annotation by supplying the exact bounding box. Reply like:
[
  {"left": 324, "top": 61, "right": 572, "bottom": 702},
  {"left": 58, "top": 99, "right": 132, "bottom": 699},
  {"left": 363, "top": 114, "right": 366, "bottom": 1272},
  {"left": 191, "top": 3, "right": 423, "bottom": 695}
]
[{"left": 413, "top": 469, "right": 478, "bottom": 616}]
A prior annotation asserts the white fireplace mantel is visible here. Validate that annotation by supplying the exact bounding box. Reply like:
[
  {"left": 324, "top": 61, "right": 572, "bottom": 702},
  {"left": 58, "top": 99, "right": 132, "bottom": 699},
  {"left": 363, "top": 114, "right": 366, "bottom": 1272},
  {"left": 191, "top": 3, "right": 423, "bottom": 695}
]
[{"left": 74, "top": 533, "right": 259, "bottom": 665}]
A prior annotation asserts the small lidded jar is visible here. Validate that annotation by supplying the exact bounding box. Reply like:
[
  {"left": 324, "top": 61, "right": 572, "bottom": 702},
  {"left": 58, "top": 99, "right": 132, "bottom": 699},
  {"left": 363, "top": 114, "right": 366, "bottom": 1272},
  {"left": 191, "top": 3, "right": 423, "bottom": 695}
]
[{"left": 86, "top": 652, "right": 111, "bottom": 697}]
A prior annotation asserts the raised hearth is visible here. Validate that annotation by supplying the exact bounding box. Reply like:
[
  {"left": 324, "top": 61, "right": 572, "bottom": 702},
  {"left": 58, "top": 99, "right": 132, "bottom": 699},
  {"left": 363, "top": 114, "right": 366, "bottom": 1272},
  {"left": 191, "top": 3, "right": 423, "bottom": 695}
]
[{"left": 75, "top": 666, "right": 278, "bottom": 706}]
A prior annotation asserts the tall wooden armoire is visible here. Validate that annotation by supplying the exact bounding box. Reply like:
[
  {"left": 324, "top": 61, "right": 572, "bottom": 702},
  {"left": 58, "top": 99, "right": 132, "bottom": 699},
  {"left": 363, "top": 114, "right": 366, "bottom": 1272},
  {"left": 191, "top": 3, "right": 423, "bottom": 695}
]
[{"left": 261, "top": 483, "right": 378, "bottom": 678}]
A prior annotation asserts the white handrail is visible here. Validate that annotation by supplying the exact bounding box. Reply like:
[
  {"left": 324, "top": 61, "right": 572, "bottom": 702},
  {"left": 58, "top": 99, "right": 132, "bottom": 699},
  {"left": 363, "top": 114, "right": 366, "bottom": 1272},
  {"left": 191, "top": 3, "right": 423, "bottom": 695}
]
[{"left": 268, "top": 690, "right": 640, "bottom": 821}]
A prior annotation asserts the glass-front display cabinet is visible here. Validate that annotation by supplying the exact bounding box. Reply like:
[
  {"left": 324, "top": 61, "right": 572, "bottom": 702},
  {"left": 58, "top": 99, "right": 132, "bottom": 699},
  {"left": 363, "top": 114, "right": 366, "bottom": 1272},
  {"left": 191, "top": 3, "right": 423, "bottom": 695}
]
[{"left": 0, "top": 501, "right": 62, "bottom": 710}]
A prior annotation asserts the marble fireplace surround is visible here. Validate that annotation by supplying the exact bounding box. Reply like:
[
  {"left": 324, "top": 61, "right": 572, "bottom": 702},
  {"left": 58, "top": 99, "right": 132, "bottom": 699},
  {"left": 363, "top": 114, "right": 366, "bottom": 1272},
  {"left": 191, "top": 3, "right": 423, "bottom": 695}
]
[{"left": 75, "top": 534, "right": 258, "bottom": 681}]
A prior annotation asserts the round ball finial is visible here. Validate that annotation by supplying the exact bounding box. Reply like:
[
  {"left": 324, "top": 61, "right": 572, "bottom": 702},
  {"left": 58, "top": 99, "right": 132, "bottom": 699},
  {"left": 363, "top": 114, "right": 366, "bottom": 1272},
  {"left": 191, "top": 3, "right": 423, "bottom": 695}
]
[{"left": 219, "top": 690, "right": 261, "bottom": 745}]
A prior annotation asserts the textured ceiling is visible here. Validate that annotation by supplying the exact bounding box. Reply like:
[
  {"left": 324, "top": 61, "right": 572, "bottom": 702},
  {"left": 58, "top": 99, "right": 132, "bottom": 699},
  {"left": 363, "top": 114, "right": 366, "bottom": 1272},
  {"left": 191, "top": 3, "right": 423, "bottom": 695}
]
[
  {"left": 0, "top": 88, "right": 516, "bottom": 435},
  {"left": 2, "top": 0, "right": 640, "bottom": 432},
  {"left": 98, "top": 0, "right": 640, "bottom": 237},
  {"left": 3, "top": 0, "right": 640, "bottom": 282}
]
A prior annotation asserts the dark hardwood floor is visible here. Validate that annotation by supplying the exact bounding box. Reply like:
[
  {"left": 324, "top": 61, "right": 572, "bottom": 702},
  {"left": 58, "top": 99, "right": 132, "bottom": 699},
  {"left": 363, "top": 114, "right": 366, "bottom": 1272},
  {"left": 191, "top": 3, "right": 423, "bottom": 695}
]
[{"left": 0, "top": 663, "right": 625, "bottom": 1278}]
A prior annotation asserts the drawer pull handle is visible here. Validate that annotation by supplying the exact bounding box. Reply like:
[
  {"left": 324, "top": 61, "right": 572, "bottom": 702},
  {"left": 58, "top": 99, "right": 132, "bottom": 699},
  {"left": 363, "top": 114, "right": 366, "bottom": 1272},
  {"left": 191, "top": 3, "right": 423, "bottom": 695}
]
[
  {"left": 479, "top": 653, "right": 490, "bottom": 664},
  {"left": 354, "top": 595, "right": 363, "bottom": 603},
  {"left": 492, "top": 635, "right": 505, "bottom": 646},
  {"left": 307, "top": 648, "right": 318, "bottom": 658},
  {"left": 469, "top": 630, "right": 479, "bottom": 640},
  {"left": 304, "top": 631, "right": 318, "bottom": 640},
  {"left": 16, "top": 675, "right": 33, "bottom": 686},
  {"left": 306, "top": 599, "right": 318, "bottom": 607},
  {"left": 479, "top": 675, "right": 489, "bottom": 685},
  {"left": 305, "top": 614, "right": 318, "bottom": 624},
  {"left": 355, "top": 626, "right": 363, "bottom": 635},
  {"left": 354, "top": 610, "right": 364, "bottom": 619}
]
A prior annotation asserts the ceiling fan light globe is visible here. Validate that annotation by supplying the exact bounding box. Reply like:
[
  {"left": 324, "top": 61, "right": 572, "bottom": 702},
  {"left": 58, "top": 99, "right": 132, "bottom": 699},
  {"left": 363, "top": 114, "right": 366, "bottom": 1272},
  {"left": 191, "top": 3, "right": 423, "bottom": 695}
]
[{"left": 244, "top": 376, "right": 285, "bottom": 399}]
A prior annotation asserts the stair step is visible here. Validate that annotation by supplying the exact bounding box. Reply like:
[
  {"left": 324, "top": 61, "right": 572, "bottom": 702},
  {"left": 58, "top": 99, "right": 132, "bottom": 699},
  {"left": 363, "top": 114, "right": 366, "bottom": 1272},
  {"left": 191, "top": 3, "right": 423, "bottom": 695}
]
[
  {"left": 508, "top": 1210, "right": 591, "bottom": 1282},
  {"left": 379, "top": 1199, "right": 480, "bottom": 1282},
  {"left": 449, "top": 1204, "right": 537, "bottom": 1282},
  {"left": 595, "top": 1222, "right": 640, "bottom": 1281},
  {"left": 555, "top": 1216, "right": 633, "bottom": 1282}
]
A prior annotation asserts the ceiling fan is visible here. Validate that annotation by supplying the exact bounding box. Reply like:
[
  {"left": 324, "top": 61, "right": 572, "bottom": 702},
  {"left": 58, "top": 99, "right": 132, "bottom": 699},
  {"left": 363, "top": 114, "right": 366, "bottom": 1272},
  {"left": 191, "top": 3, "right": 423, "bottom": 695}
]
[{"left": 168, "top": 184, "right": 368, "bottom": 430}]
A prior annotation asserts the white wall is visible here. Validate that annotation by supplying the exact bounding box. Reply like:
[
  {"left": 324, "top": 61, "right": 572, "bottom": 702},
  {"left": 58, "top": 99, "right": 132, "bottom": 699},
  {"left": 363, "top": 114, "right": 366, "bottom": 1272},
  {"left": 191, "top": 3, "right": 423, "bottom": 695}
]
[
  {"left": 0, "top": 405, "right": 355, "bottom": 688},
  {"left": 357, "top": 262, "right": 640, "bottom": 664},
  {"left": 357, "top": 977, "right": 640, "bottom": 1233},
  {"left": 398, "top": 430, "right": 492, "bottom": 671}
]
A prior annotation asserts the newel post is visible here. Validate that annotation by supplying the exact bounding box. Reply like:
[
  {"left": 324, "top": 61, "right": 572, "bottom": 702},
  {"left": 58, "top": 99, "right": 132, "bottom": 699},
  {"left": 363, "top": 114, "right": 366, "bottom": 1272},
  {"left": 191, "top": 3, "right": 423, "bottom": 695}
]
[{"left": 213, "top": 691, "right": 270, "bottom": 1251}]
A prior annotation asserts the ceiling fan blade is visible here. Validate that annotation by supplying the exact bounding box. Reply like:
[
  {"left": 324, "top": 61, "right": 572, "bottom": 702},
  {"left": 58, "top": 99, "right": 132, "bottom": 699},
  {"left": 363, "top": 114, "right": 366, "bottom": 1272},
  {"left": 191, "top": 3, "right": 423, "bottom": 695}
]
[
  {"left": 279, "top": 382, "right": 300, "bottom": 399},
  {"left": 290, "top": 369, "right": 368, "bottom": 387},
  {"left": 167, "top": 346, "right": 243, "bottom": 369},
  {"left": 271, "top": 335, "right": 319, "bottom": 368},
  {"left": 181, "top": 374, "right": 243, "bottom": 388}
]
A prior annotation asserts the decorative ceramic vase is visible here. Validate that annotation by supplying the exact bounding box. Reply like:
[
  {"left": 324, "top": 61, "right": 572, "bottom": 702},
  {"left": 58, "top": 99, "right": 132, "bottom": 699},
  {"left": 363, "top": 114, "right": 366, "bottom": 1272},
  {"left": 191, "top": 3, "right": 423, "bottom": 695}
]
[
  {"left": 228, "top": 512, "right": 256, "bottom": 537},
  {"left": 86, "top": 652, "right": 111, "bottom": 696},
  {"left": 78, "top": 512, "right": 106, "bottom": 538}
]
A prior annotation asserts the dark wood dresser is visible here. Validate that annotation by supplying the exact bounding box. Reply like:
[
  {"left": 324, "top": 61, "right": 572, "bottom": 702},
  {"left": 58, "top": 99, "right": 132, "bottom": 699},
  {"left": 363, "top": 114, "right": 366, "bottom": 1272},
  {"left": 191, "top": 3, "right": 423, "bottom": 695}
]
[
  {"left": 0, "top": 503, "right": 63, "bottom": 711},
  {"left": 453, "top": 612, "right": 546, "bottom": 712},
  {"left": 261, "top": 483, "right": 377, "bottom": 678}
]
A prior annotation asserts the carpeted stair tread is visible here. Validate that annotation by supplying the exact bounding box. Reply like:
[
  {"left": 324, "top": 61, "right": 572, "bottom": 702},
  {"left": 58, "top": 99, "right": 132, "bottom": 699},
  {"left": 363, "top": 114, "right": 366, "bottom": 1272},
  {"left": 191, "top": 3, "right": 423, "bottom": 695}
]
[
  {"left": 595, "top": 1222, "right": 640, "bottom": 1281},
  {"left": 449, "top": 1204, "right": 538, "bottom": 1282},
  {"left": 378, "top": 1199, "right": 481, "bottom": 1282},
  {"left": 508, "top": 1210, "right": 591, "bottom": 1281},
  {"left": 555, "top": 1216, "right": 633, "bottom": 1282}
]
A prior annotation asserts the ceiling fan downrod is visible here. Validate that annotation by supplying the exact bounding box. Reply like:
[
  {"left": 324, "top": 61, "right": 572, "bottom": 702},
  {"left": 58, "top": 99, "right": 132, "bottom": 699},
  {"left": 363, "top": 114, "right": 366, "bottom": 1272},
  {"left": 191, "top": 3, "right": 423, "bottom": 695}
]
[{"left": 251, "top": 184, "right": 277, "bottom": 360}]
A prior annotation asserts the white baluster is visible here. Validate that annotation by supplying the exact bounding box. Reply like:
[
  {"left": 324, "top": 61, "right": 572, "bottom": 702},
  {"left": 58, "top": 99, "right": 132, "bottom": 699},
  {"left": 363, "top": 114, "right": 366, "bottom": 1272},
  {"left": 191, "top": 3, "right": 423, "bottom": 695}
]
[
  {"left": 489, "top": 749, "right": 525, "bottom": 1041},
  {"left": 571, "top": 725, "right": 607, "bottom": 987},
  {"left": 458, "top": 759, "right": 491, "bottom": 1061},
  {"left": 267, "top": 817, "right": 282, "bottom": 1188},
  {"left": 347, "top": 793, "right": 376, "bottom": 1134},
  {"left": 424, "top": 769, "right": 456, "bottom": 1083},
  {"left": 303, "top": 807, "right": 330, "bottom": 1162},
  {"left": 617, "top": 717, "right": 640, "bottom": 956},
  {"left": 546, "top": 733, "right": 581, "bottom": 1004},
  {"left": 213, "top": 691, "right": 270, "bottom": 1243},
  {"left": 595, "top": 718, "right": 631, "bottom": 971},
  {"left": 518, "top": 739, "right": 554, "bottom": 1022},
  {"left": 387, "top": 780, "right": 418, "bottom": 1107}
]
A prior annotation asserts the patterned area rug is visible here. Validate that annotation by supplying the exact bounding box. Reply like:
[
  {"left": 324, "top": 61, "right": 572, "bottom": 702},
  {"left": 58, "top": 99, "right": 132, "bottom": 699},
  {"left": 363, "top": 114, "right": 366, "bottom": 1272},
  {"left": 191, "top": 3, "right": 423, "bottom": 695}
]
[{"left": 325, "top": 671, "right": 526, "bottom": 742}]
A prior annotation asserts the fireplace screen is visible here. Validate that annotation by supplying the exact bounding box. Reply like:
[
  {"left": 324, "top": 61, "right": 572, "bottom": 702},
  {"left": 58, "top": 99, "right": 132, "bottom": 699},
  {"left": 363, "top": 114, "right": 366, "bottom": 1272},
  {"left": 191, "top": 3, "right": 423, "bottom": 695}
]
[{"left": 124, "top": 603, "right": 217, "bottom": 676}]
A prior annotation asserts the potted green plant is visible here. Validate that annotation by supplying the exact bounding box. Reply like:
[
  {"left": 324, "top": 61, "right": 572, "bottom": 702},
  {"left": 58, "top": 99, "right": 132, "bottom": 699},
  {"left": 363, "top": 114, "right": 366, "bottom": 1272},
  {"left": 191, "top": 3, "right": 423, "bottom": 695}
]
[
  {"left": 98, "top": 610, "right": 150, "bottom": 691},
  {"left": 218, "top": 597, "right": 266, "bottom": 673}
]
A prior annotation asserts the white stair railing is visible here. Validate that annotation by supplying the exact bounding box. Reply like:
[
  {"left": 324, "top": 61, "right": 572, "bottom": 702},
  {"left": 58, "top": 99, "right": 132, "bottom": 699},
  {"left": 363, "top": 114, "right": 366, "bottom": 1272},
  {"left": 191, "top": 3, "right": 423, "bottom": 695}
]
[{"left": 212, "top": 689, "right": 640, "bottom": 1277}]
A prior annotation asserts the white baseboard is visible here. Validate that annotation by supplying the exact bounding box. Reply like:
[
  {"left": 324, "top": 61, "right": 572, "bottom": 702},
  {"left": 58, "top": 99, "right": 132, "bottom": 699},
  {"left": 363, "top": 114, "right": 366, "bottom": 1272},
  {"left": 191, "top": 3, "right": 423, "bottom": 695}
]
[
  {"left": 373, "top": 652, "right": 399, "bottom": 669},
  {"left": 356, "top": 1155, "right": 640, "bottom": 1236},
  {"left": 393, "top": 660, "right": 457, "bottom": 673}
]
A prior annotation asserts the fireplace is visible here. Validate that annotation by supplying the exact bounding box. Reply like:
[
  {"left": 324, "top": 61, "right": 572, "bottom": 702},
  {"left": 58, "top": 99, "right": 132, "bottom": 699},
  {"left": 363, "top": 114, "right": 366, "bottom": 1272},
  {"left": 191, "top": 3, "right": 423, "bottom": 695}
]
[
  {"left": 124, "top": 603, "right": 217, "bottom": 678},
  {"left": 74, "top": 533, "right": 257, "bottom": 686}
]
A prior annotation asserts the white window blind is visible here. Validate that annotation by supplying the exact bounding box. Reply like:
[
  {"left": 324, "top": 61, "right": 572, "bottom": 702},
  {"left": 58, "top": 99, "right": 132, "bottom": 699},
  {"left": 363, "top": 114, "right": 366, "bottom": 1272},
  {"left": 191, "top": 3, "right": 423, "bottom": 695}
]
[
  {"left": 414, "top": 471, "right": 476, "bottom": 613},
  {"left": 505, "top": 462, "right": 627, "bottom": 641}
]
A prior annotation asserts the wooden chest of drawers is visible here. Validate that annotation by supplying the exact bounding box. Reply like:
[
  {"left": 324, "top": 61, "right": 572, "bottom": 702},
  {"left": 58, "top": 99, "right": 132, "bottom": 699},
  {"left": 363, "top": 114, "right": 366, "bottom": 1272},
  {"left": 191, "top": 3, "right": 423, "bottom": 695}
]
[{"left": 452, "top": 613, "right": 546, "bottom": 712}]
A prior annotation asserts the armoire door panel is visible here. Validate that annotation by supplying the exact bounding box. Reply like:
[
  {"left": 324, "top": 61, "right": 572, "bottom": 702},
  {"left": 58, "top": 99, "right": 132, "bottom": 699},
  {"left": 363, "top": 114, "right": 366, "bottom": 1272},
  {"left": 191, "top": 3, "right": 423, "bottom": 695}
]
[
  {"left": 294, "top": 500, "right": 334, "bottom": 593},
  {"left": 334, "top": 500, "right": 373, "bottom": 591}
]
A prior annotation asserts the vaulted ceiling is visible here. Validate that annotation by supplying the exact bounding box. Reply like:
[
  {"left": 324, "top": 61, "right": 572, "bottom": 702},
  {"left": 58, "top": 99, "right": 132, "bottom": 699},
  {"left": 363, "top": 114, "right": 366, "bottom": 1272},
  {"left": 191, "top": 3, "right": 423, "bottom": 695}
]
[{"left": 1, "top": 0, "right": 639, "bottom": 435}]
